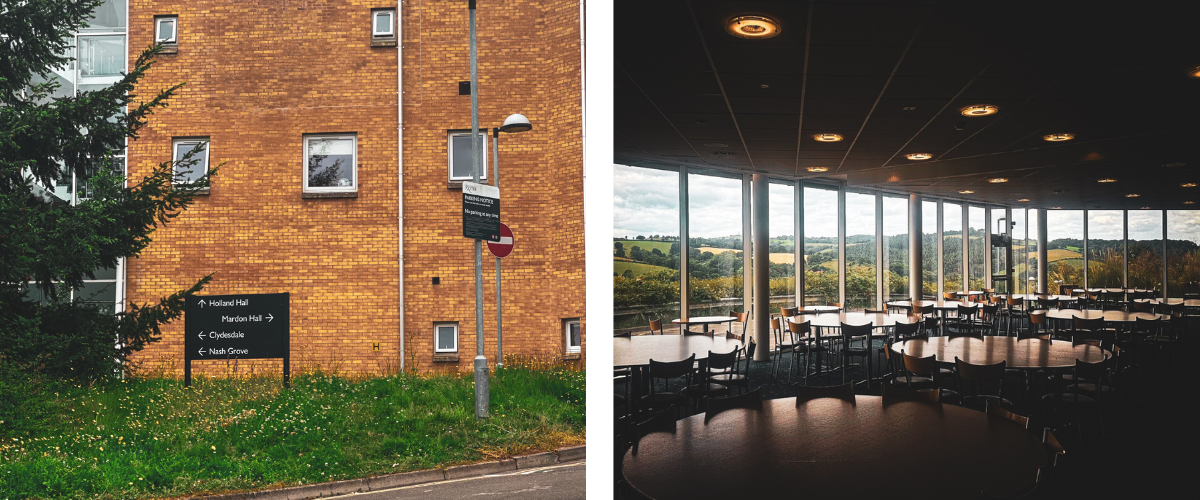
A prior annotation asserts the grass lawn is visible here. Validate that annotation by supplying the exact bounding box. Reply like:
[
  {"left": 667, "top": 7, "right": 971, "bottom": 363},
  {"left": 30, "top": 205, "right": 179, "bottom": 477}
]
[
  {"left": 0, "top": 364, "right": 584, "bottom": 499},
  {"left": 614, "top": 240, "right": 673, "bottom": 255},
  {"left": 614, "top": 259, "right": 671, "bottom": 277}
]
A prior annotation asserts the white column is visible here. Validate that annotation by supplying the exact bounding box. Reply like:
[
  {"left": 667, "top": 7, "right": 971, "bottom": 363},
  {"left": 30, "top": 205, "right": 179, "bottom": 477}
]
[
  {"left": 1037, "top": 209, "right": 1049, "bottom": 294},
  {"left": 679, "top": 167, "right": 690, "bottom": 320},
  {"left": 910, "top": 194, "right": 923, "bottom": 301},
  {"left": 752, "top": 174, "right": 771, "bottom": 361}
]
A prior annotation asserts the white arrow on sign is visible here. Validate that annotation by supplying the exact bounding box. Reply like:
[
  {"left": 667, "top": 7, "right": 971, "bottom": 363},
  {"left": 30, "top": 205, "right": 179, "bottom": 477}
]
[
  {"left": 198, "top": 347, "right": 206, "bottom": 357},
  {"left": 197, "top": 300, "right": 206, "bottom": 308},
  {"left": 198, "top": 331, "right": 206, "bottom": 340},
  {"left": 266, "top": 313, "right": 274, "bottom": 323}
]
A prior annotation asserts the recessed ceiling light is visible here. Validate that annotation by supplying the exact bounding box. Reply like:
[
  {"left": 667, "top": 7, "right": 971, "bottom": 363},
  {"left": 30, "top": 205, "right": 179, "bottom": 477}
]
[
  {"left": 704, "top": 142, "right": 729, "bottom": 148},
  {"left": 902, "top": 106, "right": 917, "bottom": 111},
  {"left": 961, "top": 104, "right": 999, "bottom": 117},
  {"left": 1051, "top": 206, "right": 1062, "bottom": 209},
  {"left": 1188, "top": 65, "right": 1200, "bottom": 79},
  {"left": 1182, "top": 182, "right": 1197, "bottom": 188},
  {"left": 1018, "top": 198, "right": 1030, "bottom": 202},
  {"left": 1141, "top": 206, "right": 1152, "bottom": 209},
  {"left": 1165, "top": 162, "right": 1187, "bottom": 168},
  {"left": 813, "top": 133, "right": 843, "bottom": 142},
  {"left": 760, "top": 84, "right": 770, "bottom": 89},
  {"left": 959, "top": 190, "right": 975, "bottom": 194},
  {"left": 988, "top": 177, "right": 1008, "bottom": 183},
  {"left": 1125, "top": 193, "right": 1140, "bottom": 198},
  {"left": 711, "top": 151, "right": 735, "bottom": 158},
  {"left": 1043, "top": 133, "right": 1074, "bottom": 142},
  {"left": 1097, "top": 178, "right": 1117, "bottom": 183},
  {"left": 806, "top": 166, "right": 829, "bottom": 173},
  {"left": 1186, "top": 201, "right": 1197, "bottom": 205},
  {"left": 726, "top": 15, "right": 782, "bottom": 39},
  {"left": 907, "top": 153, "right": 932, "bottom": 160}
]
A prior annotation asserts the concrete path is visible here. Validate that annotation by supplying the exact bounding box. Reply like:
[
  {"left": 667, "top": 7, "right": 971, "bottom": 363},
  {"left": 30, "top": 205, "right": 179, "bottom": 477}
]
[{"left": 325, "top": 461, "right": 586, "bottom": 500}]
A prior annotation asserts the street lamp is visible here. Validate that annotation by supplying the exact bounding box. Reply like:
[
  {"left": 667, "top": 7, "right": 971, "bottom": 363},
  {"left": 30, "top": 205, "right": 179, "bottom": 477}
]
[{"left": 492, "top": 113, "right": 531, "bottom": 368}]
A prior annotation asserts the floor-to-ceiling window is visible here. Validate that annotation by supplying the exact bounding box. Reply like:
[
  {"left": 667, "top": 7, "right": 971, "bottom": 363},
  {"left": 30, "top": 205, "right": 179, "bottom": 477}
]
[
  {"left": 882, "top": 196, "right": 909, "bottom": 304},
  {"left": 1128, "top": 210, "right": 1163, "bottom": 292},
  {"left": 612, "top": 164, "right": 680, "bottom": 332},
  {"left": 1026, "top": 210, "right": 1040, "bottom": 293},
  {"left": 1012, "top": 209, "right": 1028, "bottom": 294},
  {"left": 968, "top": 206, "right": 985, "bottom": 291},
  {"left": 943, "top": 202, "right": 963, "bottom": 294},
  {"left": 769, "top": 181, "right": 797, "bottom": 310},
  {"left": 804, "top": 185, "right": 839, "bottom": 305},
  {"left": 688, "top": 170, "right": 744, "bottom": 317},
  {"left": 1087, "top": 210, "right": 1125, "bottom": 288},
  {"left": 845, "top": 192, "right": 877, "bottom": 310},
  {"left": 1166, "top": 210, "right": 1200, "bottom": 296},
  {"left": 1046, "top": 210, "right": 1085, "bottom": 292},
  {"left": 922, "top": 200, "right": 939, "bottom": 298}
]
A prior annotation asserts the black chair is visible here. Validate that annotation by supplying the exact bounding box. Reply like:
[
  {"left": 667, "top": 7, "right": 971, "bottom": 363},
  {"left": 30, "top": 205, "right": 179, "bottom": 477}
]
[
  {"left": 647, "top": 319, "right": 665, "bottom": 335},
  {"left": 795, "top": 382, "right": 855, "bottom": 403},
  {"left": 1042, "top": 357, "right": 1107, "bottom": 444},
  {"left": 839, "top": 322, "right": 876, "bottom": 389},
  {"left": 770, "top": 317, "right": 795, "bottom": 380},
  {"left": 893, "top": 320, "right": 922, "bottom": 342},
  {"left": 642, "top": 355, "right": 694, "bottom": 416},
  {"left": 704, "top": 387, "right": 763, "bottom": 421},
  {"left": 882, "top": 384, "right": 941, "bottom": 404},
  {"left": 951, "top": 306, "right": 985, "bottom": 338},
  {"left": 956, "top": 357, "right": 1010, "bottom": 410},
  {"left": 630, "top": 405, "right": 677, "bottom": 455},
  {"left": 986, "top": 399, "right": 1030, "bottom": 429},
  {"left": 787, "top": 319, "right": 826, "bottom": 384},
  {"left": 707, "top": 347, "right": 750, "bottom": 395}
]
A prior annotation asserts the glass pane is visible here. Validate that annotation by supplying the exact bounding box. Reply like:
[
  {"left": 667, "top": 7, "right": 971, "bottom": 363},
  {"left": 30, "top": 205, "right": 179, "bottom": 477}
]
[
  {"left": 76, "top": 281, "right": 117, "bottom": 307},
  {"left": 375, "top": 12, "right": 392, "bottom": 33},
  {"left": 845, "top": 192, "right": 876, "bottom": 311},
  {"left": 882, "top": 196, "right": 908, "bottom": 303},
  {"left": 437, "top": 326, "right": 456, "bottom": 351},
  {"left": 1167, "top": 211, "right": 1200, "bottom": 297},
  {"left": 1013, "top": 209, "right": 1028, "bottom": 294},
  {"left": 85, "top": 0, "right": 127, "bottom": 32},
  {"left": 1128, "top": 210, "right": 1162, "bottom": 292},
  {"left": 968, "top": 206, "right": 985, "bottom": 291},
  {"left": 173, "top": 141, "right": 208, "bottom": 183},
  {"left": 157, "top": 19, "right": 175, "bottom": 41},
  {"left": 1087, "top": 210, "right": 1125, "bottom": 288},
  {"left": 451, "top": 133, "right": 487, "bottom": 180},
  {"left": 769, "top": 181, "right": 796, "bottom": 310},
  {"left": 308, "top": 138, "right": 354, "bottom": 188},
  {"left": 568, "top": 323, "right": 581, "bottom": 347},
  {"left": 1046, "top": 210, "right": 1084, "bottom": 293},
  {"left": 1027, "top": 210, "right": 1040, "bottom": 293},
  {"left": 688, "top": 171, "right": 743, "bottom": 317},
  {"left": 943, "top": 202, "right": 963, "bottom": 295},
  {"left": 922, "top": 201, "right": 938, "bottom": 299},
  {"left": 613, "top": 164, "right": 679, "bottom": 333},
  {"left": 804, "top": 186, "right": 839, "bottom": 306},
  {"left": 78, "top": 35, "right": 125, "bottom": 80},
  {"left": 91, "top": 266, "right": 118, "bottom": 280}
]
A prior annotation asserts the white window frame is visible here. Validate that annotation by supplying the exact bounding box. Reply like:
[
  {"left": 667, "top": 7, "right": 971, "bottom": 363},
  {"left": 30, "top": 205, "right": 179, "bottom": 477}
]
[
  {"left": 447, "top": 131, "right": 489, "bottom": 182},
  {"left": 171, "top": 137, "right": 210, "bottom": 185},
  {"left": 155, "top": 17, "right": 177, "bottom": 44},
  {"left": 303, "top": 133, "right": 357, "bottom": 193},
  {"left": 564, "top": 319, "right": 582, "bottom": 353},
  {"left": 434, "top": 323, "right": 459, "bottom": 353},
  {"left": 372, "top": 10, "right": 395, "bottom": 37}
]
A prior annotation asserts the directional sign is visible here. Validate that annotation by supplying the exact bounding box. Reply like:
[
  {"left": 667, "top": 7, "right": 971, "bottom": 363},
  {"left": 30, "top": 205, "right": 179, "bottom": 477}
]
[
  {"left": 462, "top": 181, "right": 501, "bottom": 241},
  {"left": 185, "top": 293, "right": 289, "bottom": 361},
  {"left": 487, "top": 223, "right": 514, "bottom": 258}
]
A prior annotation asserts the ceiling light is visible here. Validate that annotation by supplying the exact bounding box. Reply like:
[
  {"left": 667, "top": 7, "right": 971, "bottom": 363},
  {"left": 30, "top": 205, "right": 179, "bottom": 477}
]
[
  {"left": 711, "top": 151, "right": 735, "bottom": 158},
  {"left": 906, "top": 153, "right": 932, "bottom": 160},
  {"left": 1097, "top": 178, "right": 1117, "bottom": 183},
  {"left": 1043, "top": 133, "right": 1074, "bottom": 142},
  {"left": 1183, "top": 182, "right": 1197, "bottom": 188},
  {"left": 959, "top": 190, "right": 975, "bottom": 194},
  {"left": 1188, "top": 65, "right": 1200, "bottom": 79},
  {"left": 988, "top": 177, "right": 1008, "bottom": 183},
  {"left": 1125, "top": 193, "right": 1140, "bottom": 198},
  {"left": 726, "top": 15, "right": 781, "bottom": 39},
  {"left": 1051, "top": 207, "right": 1062, "bottom": 209},
  {"left": 760, "top": 84, "right": 770, "bottom": 89},
  {"left": 1018, "top": 198, "right": 1030, "bottom": 202},
  {"left": 1141, "top": 206, "right": 1152, "bottom": 209},
  {"left": 1165, "top": 162, "right": 1187, "bottom": 168},
  {"left": 902, "top": 106, "right": 917, "bottom": 111},
  {"left": 960, "top": 104, "right": 999, "bottom": 117},
  {"left": 1186, "top": 201, "right": 1196, "bottom": 205},
  {"left": 806, "top": 166, "right": 829, "bottom": 173},
  {"left": 704, "top": 142, "right": 728, "bottom": 148},
  {"left": 813, "top": 133, "right": 843, "bottom": 142}
]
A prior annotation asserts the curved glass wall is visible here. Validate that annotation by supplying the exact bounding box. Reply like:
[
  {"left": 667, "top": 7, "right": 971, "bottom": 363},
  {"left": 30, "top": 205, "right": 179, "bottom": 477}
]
[
  {"left": 844, "top": 192, "right": 877, "bottom": 311},
  {"left": 882, "top": 196, "right": 909, "bottom": 303},
  {"left": 612, "top": 164, "right": 679, "bottom": 333},
  {"left": 1046, "top": 210, "right": 1084, "bottom": 293},
  {"left": 943, "top": 203, "right": 963, "bottom": 294},
  {"left": 688, "top": 170, "right": 744, "bottom": 317},
  {"left": 922, "top": 200, "right": 938, "bottom": 298},
  {"left": 968, "top": 206, "right": 985, "bottom": 291}
]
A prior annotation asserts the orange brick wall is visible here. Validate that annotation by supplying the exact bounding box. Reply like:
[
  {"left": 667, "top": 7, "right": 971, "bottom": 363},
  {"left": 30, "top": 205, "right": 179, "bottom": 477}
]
[{"left": 124, "top": 0, "right": 583, "bottom": 376}]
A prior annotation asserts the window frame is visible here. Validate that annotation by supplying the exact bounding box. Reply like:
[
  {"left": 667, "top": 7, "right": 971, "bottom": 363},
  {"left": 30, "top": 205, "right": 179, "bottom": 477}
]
[
  {"left": 434, "top": 323, "right": 459, "bottom": 353},
  {"left": 564, "top": 319, "right": 582, "bottom": 353},
  {"left": 372, "top": 10, "right": 395, "bottom": 37},
  {"left": 303, "top": 133, "right": 358, "bottom": 194},
  {"left": 447, "top": 130, "right": 489, "bottom": 182},
  {"left": 171, "top": 137, "right": 210, "bottom": 185},
  {"left": 155, "top": 16, "right": 177, "bottom": 44}
]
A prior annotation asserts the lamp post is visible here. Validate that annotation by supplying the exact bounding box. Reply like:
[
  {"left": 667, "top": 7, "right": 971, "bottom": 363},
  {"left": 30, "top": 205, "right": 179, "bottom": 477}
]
[{"left": 492, "top": 113, "right": 531, "bottom": 368}]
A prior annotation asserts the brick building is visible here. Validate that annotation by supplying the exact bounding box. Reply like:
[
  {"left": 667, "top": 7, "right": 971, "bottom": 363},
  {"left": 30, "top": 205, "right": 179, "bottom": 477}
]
[{"left": 106, "top": 0, "right": 584, "bottom": 375}]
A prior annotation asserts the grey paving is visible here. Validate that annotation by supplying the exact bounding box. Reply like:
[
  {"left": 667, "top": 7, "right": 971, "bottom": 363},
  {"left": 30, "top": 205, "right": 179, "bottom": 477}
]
[{"left": 326, "top": 461, "right": 585, "bottom": 500}]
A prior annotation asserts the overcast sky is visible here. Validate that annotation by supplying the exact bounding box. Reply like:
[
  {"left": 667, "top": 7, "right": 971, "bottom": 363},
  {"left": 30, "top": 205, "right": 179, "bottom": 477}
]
[{"left": 614, "top": 164, "right": 1200, "bottom": 244}]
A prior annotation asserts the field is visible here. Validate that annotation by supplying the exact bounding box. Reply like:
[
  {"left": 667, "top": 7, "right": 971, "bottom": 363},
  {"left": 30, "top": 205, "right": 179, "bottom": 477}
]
[
  {"left": 696, "top": 246, "right": 795, "bottom": 264},
  {"left": 614, "top": 260, "right": 671, "bottom": 276},
  {"left": 614, "top": 240, "right": 673, "bottom": 255},
  {"left": 1047, "top": 248, "right": 1082, "bottom": 262}
]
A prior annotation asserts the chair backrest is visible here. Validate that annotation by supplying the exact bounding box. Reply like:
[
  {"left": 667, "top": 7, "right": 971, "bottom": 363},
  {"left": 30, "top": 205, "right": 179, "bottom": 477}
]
[
  {"left": 631, "top": 405, "right": 677, "bottom": 455},
  {"left": 829, "top": 302, "right": 843, "bottom": 308},
  {"left": 1071, "top": 316, "right": 1104, "bottom": 333},
  {"left": 911, "top": 303, "right": 929, "bottom": 315},
  {"left": 882, "top": 384, "right": 940, "bottom": 404},
  {"left": 648, "top": 318, "right": 664, "bottom": 335},
  {"left": 944, "top": 292, "right": 957, "bottom": 300},
  {"left": 1133, "top": 316, "right": 1163, "bottom": 338},
  {"left": 865, "top": 309, "right": 887, "bottom": 314},
  {"left": 707, "top": 348, "right": 740, "bottom": 373},
  {"left": 1072, "top": 338, "right": 1101, "bottom": 348},
  {"left": 903, "top": 351, "right": 939, "bottom": 378},
  {"left": 704, "top": 387, "right": 763, "bottom": 421},
  {"left": 648, "top": 355, "right": 696, "bottom": 382},
  {"left": 840, "top": 322, "right": 874, "bottom": 340},
  {"left": 956, "top": 356, "right": 1007, "bottom": 384},
  {"left": 986, "top": 400, "right": 1030, "bottom": 429},
  {"left": 781, "top": 306, "right": 799, "bottom": 317},
  {"left": 795, "top": 382, "right": 855, "bottom": 403},
  {"left": 894, "top": 321, "right": 921, "bottom": 340},
  {"left": 1035, "top": 298, "right": 1058, "bottom": 310},
  {"left": 1072, "top": 358, "right": 1108, "bottom": 394},
  {"left": 1007, "top": 296, "right": 1022, "bottom": 307},
  {"left": 1130, "top": 301, "right": 1155, "bottom": 313},
  {"left": 1043, "top": 428, "right": 1066, "bottom": 469},
  {"left": 770, "top": 317, "right": 783, "bottom": 345},
  {"left": 788, "top": 319, "right": 812, "bottom": 344},
  {"left": 1029, "top": 310, "right": 1047, "bottom": 325}
]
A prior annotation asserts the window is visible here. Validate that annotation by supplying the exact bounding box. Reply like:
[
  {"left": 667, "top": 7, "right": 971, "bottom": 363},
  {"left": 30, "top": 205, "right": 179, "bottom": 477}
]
[
  {"left": 304, "top": 134, "right": 356, "bottom": 193},
  {"left": 373, "top": 10, "right": 395, "bottom": 37},
  {"left": 448, "top": 131, "right": 488, "bottom": 181},
  {"left": 155, "top": 16, "right": 177, "bottom": 44},
  {"left": 564, "top": 319, "right": 581, "bottom": 353},
  {"left": 172, "top": 138, "right": 209, "bottom": 185},
  {"left": 435, "top": 323, "right": 458, "bottom": 353}
]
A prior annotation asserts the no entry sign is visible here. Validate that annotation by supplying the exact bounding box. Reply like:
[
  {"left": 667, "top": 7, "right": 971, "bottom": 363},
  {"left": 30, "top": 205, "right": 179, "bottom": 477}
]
[
  {"left": 462, "top": 181, "right": 501, "bottom": 241},
  {"left": 488, "top": 223, "right": 514, "bottom": 258}
]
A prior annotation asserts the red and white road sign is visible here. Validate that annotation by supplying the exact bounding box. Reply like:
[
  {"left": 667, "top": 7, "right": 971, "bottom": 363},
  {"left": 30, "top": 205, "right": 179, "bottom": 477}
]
[{"left": 487, "top": 223, "right": 514, "bottom": 258}]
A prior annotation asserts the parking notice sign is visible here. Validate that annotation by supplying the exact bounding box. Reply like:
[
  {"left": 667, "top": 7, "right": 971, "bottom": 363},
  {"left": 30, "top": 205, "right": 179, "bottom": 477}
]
[{"left": 462, "top": 181, "right": 501, "bottom": 241}]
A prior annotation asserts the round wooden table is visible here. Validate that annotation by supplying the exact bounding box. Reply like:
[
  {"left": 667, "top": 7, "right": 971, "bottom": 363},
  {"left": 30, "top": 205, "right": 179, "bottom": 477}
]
[
  {"left": 613, "top": 334, "right": 740, "bottom": 368},
  {"left": 893, "top": 336, "right": 1109, "bottom": 369},
  {"left": 1134, "top": 298, "right": 1200, "bottom": 307},
  {"left": 799, "top": 305, "right": 841, "bottom": 313},
  {"left": 622, "top": 396, "right": 1046, "bottom": 499},
  {"left": 1043, "top": 308, "right": 1167, "bottom": 323},
  {"left": 999, "top": 294, "right": 1077, "bottom": 302},
  {"left": 795, "top": 311, "right": 919, "bottom": 330}
]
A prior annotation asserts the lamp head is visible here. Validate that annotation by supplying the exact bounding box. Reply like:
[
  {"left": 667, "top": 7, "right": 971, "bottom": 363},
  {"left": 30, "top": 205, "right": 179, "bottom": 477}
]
[{"left": 499, "top": 113, "right": 532, "bottom": 133}]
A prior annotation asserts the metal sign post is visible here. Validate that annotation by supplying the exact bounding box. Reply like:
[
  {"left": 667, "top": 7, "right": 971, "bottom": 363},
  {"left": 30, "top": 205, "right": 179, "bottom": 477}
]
[
  {"left": 467, "top": 0, "right": 488, "bottom": 419},
  {"left": 487, "top": 223, "right": 514, "bottom": 367},
  {"left": 184, "top": 292, "right": 290, "bottom": 388}
]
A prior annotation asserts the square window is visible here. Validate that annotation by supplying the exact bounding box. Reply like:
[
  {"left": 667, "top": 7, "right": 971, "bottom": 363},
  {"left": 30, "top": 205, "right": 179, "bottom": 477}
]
[
  {"left": 172, "top": 138, "right": 209, "bottom": 184},
  {"left": 447, "top": 131, "right": 488, "bottom": 182},
  {"left": 565, "top": 319, "right": 582, "bottom": 353},
  {"left": 304, "top": 134, "right": 357, "bottom": 192},
  {"left": 155, "top": 17, "right": 177, "bottom": 44},
  {"left": 373, "top": 10, "right": 395, "bottom": 37},
  {"left": 435, "top": 323, "right": 458, "bottom": 353}
]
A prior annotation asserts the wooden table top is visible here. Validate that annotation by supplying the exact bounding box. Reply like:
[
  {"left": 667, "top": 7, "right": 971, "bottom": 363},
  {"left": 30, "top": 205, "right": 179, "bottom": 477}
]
[
  {"left": 671, "top": 316, "right": 737, "bottom": 325},
  {"left": 1134, "top": 298, "right": 1200, "bottom": 307},
  {"left": 1043, "top": 308, "right": 1167, "bottom": 323},
  {"left": 799, "top": 305, "right": 842, "bottom": 313},
  {"left": 997, "top": 294, "right": 1078, "bottom": 302},
  {"left": 886, "top": 299, "right": 982, "bottom": 310},
  {"left": 1072, "top": 288, "right": 1152, "bottom": 294},
  {"left": 613, "top": 334, "right": 740, "bottom": 367},
  {"left": 795, "top": 311, "right": 919, "bottom": 329},
  {"left": 622, "top": 396, "right": 1045, "bottom": 500},
  {"left": 894, "top": 336, "right": 1109, "bottom": 369}
]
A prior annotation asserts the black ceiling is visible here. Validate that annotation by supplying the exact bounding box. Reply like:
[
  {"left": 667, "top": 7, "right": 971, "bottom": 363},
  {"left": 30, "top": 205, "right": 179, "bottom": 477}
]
[{"left": 614, "top": 0, "right": 1200, "bottom": 209}]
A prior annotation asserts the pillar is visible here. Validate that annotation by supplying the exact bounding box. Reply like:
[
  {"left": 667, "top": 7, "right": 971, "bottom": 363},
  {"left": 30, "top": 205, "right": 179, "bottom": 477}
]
[
  {"left": 1037, "top": 209, "right": 1048, "bottom": 294},
  {"left": 910, "top": 194, "right": 923, "bottom": 301},
  {"left": 752, "top": 174, "right": 770, "bottom": 361}
]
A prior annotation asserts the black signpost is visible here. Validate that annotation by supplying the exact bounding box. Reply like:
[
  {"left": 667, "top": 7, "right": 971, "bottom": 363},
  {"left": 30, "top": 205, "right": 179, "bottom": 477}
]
[
  {"left": 462, "top": 181, "right": 501, "bottom": 241},
  {"left": 184, "top": 292, "right": 290, "bottom": 387}
]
